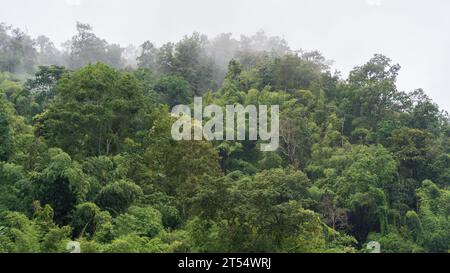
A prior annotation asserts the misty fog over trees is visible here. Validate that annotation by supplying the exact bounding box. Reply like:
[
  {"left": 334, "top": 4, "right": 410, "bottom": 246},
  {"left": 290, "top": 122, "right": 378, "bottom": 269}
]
[
  {"left": 0, "top": 21, "right": 449, "bottom": 253},
  {"left": 0, "top": 22, "right": 326, "bottom": 90}
]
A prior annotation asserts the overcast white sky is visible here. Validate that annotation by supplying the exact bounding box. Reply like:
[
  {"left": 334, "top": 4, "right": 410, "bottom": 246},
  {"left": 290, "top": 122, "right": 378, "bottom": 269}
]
[{"left": 1, "top": 0, "right": 449, "bottom": 111}]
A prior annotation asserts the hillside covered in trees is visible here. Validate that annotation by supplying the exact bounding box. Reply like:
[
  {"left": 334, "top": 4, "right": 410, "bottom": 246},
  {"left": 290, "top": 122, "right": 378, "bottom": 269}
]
[{"left": 0, "top": 22, "right": 449, "bottom": 253}]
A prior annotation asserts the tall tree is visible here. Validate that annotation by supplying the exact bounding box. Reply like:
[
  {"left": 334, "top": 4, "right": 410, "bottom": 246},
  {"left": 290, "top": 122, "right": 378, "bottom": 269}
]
[{"left": 36, "top": 63, "right": 146, "bottom": 157}]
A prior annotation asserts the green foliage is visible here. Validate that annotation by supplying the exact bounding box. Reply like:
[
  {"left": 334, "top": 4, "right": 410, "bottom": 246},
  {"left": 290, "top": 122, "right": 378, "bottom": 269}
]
[
  {"left": 113, "top": 206, "right": 163, "bottom": 238},
  {"left": 0, "top": 163, "right": 26, "bottom": 212},
  {"left": 40, "top": 225, "right": 71, "bottom": 253},
  {"left": 67, "top": 23, "right": 125, "bottom": 69},
  {"left": 71, "top": 202, "right": 111, "bottom": 239},
  {"left": 185, "top": 168, "right": 355, "bottom": 252},
  {"left": 367, "top": 232, "right": 422, "bottom": 253},
  {"left": 20, "top": 65, "right": 67, "bottom": 119},
  {"left": 387, "top": 127, "right": 431, "bottom": 180},
  {"left": 0, "top": 25, "right": 448, "bottom": 253},
  {"left": 95, "top": 180, "right": 143, "bottom": 215},
  {"left": 415, "top": 180, "right": 450, "bottom": 253},
  {"left": 154, "top": 75, "right": 193, "bottom": 107},
  {"left": 36, "top": 63, "right": 146, "bottom": 158},
  {"left": 0, "top": 24, "right": 36, "bottom": 73},
  {"left": 30, "top": 148, "right": 90, "bottom": 224},
  {"left": 0, "top": 211, "right": 40, "bottom": 253},
  {"left": 0, "top": 103, "right": 15, "bottom": 161},
  {"left": 104, "top": 233, "right": 147, "bottom": 253}
]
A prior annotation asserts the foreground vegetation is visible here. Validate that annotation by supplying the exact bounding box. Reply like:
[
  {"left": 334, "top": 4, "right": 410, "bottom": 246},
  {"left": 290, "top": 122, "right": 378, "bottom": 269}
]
[{"left": 0, "top": 23, "right": 449, "bottom": 253}]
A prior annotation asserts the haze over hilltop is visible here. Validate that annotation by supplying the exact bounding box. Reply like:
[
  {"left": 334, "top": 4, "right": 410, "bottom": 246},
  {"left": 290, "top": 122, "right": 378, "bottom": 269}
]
[{"left": 1, "top": 0, "right": 449, "bottom": 111}]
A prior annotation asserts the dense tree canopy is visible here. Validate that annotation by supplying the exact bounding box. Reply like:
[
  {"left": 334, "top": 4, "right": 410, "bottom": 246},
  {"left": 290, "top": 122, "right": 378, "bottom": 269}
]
[{"left": 0, "top": 23, "right": 449, "bottom": 253}]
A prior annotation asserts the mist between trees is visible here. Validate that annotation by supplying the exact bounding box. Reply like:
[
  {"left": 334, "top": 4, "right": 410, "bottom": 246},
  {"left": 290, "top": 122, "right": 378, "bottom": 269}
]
[{"left": 0, "top": 21, "right": 449, "bottom": 253}]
